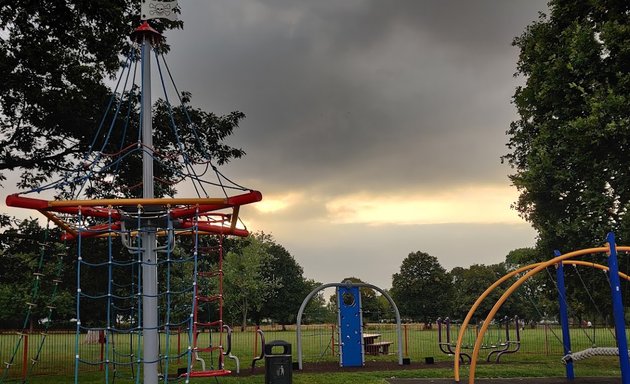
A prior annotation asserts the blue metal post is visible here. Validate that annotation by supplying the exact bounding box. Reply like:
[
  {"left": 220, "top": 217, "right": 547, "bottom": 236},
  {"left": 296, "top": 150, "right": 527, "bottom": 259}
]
[
  {"left": 555, "top": 250, "right": 574, "bottom": 380},
  {"left": 337, "top": 285, "right": 364, "bottom": 367},
  {"left": 606, "top": 232, "right": 630, "bottom": 384}
]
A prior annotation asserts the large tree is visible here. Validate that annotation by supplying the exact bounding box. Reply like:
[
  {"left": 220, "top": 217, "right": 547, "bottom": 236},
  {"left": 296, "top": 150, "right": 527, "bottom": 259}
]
[
  {"left": 504, "top": 0, "right": 630, "bottom": 255},
  {"left": 390, "top": 251, "right": 452, "bottom": 323},
  {"left": 505, "top": 247, "right": 615, "bottom": 325},
  {"left": 0, "top": 1, "right": 245, "bottom": 198},
  {"left": 223, "top": 233, "right": 281, "bottom": 330},
  {"left": 252, "top": 240, "right": 311, "bottom": 328},
  {"left": 0, "top": 219, "right": 74, "bottom": 328}
]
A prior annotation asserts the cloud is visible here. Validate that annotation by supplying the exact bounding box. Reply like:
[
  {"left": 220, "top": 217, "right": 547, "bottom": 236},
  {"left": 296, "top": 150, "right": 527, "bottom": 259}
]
[
  {"left": 325, "top": 185, "right": 521, "bottom": 225},
  {"left": 175, "top": 0, "right": 547, "bottom": 287},
  {"left": 164, "top": 0, "right": 547, "bottom": 202},
  {"left": 253, "top": 192, "right": 304, "bottom": 213},
  {"left": 1, "top": 1, "right": 547, "bottom": 291}
]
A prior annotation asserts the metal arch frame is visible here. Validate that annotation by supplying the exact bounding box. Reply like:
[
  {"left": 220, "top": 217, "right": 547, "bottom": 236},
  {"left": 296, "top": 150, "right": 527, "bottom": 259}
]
[
  {"left": 296, "top": 282, "right": 404, "bottom": 370},
  {"left": 454, "top": 243, "right": 630, "bottom": 384}
]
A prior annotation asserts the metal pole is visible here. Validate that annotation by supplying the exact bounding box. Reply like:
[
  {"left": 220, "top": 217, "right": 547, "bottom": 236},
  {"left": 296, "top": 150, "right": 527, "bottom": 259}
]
[
  {"left": 606, "top": 232, "right": 630, "bottom": 384},
  {"left": 22, "top": 333, "right": 28, "bottom": 381},
  {"left": 555, "top": 251, "right": 574, "bottom": 381},
  {"left": 140, "top": 33, "right": 159, "bottom": 384}
]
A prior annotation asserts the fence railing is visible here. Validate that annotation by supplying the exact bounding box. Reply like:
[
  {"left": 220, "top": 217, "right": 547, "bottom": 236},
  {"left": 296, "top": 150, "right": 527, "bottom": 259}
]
[{"left": 0, "top": 323, "right": 626, "bottom": 380}]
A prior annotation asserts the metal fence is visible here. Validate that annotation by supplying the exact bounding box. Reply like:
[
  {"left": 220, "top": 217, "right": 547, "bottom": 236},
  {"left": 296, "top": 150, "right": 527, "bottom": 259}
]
[{"left": 0, "top": 322, "right": 626, "bottom": 380}]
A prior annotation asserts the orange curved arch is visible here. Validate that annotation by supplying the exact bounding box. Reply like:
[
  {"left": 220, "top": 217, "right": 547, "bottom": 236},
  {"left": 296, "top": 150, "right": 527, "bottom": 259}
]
[
  {"left": 454, "top": 247, "right": 630, "bottom": 383},
  {"left": 453, "top": 263, "right": 536, "bottom": 381},
  {"left": 454, "top": 259, "right": 630, "bottom": 381}
]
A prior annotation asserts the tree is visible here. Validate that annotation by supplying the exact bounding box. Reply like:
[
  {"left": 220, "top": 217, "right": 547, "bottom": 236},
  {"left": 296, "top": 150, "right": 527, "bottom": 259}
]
[
  {"left": 375, "top": 292, "right": 394, "bottom": 322},
  {"left": 0, "top": 219, "right": 73, "bottom": 328},
  {"left": 301, "top": 279, "right": 336, "bottom": 324},
  {"left": 0, "top": 2, "right": 245, "bottom": 198},
  {"left": 253, "top": 240, "right": 311, "bottom": 328},
  {"left": 390, "top": 251, "right": 452, "bottom": 323},
  {"left": 0, "top": 1, "right": 149, "bottom": 185},
  {"left": 504, "top": 1, "right": 630, "bottom": 256},
  {"left": 504, "top": 248, "right": 604, "bottom": 325},
  {"left": 327, "top": 277, "right": 383, "bottom": 323},
  {"left": 504, "top": 247, "right": 539, "bottom": 270},
  {"left": 449, "top": 263, "right": 530, "bottom": 324},
  {"left": 223, "top": 233, "right": 281, "bottom": 330},
  {"left": 504, "top": 248, "right": 555, "bottom": 322}
]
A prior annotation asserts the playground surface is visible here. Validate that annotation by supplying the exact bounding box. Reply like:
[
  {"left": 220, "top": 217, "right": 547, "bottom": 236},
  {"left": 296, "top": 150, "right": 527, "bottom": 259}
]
[
  {"left": 290, "top": 361, "right": 621, "bottom": 383},
  {"left": 387, "top": 378, "right": 620, "bottom": 383}
]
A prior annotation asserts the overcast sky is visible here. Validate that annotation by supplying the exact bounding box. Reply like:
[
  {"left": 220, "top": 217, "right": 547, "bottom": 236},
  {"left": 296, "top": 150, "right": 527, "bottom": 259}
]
[{"left": 2, "top": 1, "right": 549, "bottom": 290}]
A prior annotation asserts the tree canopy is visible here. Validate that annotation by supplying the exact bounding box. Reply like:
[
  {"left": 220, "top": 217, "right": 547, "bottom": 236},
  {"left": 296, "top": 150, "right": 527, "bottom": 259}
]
[
  {"left": 504, "top": 0, "right": 630, "bottom": 255},
  {"left": 390, "top": 251, "right": 452, "bottom": 323},
  {"left": 223, "top": 233, "right": 281, "bottom": 330},
  {"left": 252, "top": 240, "right": 312, "bottom": 327},
  {"left": 0, "top": 1, "right": 245, "bottom": 198}
]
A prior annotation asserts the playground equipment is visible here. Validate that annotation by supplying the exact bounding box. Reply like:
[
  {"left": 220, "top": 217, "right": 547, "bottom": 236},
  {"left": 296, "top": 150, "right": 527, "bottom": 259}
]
[
  {"left": 562, "top": 346, "right": 629, "bottom": 363},
  {"left": 0, "top": 227, "right": 67, "bottom": 383},
  {"left": 437, "top": 316, "right": 521, "bottom": 364},
  {"left": 4, "top": 3, "right": 261, "bottom": 384},
  {"left": 453, "top": 233, "right": 630, "bottom": 384},
  {"left": 251, "top": 328, "right": 266, "bottom": 372},
  {"left": 337, "top": 284, "right": 364, "bottom": 367},
  {"left": 295, "top": 281, "right": 404, "bottom": 370},
  {"left": 437, "top": 317, "right": 471, "bottom": 364}
]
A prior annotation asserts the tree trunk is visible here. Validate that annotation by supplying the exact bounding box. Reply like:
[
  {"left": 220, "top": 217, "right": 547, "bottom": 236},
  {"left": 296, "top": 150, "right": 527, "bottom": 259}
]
[{"left": 240, "top": 298, "right": 248, "bottom": 331}]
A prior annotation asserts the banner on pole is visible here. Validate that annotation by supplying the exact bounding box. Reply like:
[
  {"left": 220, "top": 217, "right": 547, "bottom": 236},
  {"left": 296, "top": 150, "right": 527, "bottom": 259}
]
[{"left": 141, "top": 0, "right": 179, "bottom": 21}]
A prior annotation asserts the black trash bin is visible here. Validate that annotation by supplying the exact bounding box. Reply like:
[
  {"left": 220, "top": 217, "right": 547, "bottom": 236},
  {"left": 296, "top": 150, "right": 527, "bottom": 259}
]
[{"left": 264, "top": 340, "right": 292, "bottom": 384}]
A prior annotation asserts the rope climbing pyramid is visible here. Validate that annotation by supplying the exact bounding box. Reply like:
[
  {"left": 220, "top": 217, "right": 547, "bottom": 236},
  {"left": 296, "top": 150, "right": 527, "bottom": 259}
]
[{"left": 4, "top": 7, "right": 262, "bottom": 384}]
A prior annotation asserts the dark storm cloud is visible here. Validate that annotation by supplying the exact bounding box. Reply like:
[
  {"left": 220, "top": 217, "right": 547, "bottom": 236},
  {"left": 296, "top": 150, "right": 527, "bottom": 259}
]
[
  {"left": 164, "top": 0, "right": 547, "bottom": 196},
  {"left": 0, "top": 1, "right": 547, "bottom": 290}
]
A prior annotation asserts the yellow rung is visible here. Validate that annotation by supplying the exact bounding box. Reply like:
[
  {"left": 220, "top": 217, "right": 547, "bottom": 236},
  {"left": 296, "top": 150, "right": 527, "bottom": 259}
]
[{"left": 48, "top": 197, "right": 227, "bottom": 208}]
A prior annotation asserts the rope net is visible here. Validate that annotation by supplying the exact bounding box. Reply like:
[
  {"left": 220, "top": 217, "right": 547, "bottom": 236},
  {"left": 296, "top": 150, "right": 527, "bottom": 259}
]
[
  {"left": 73, "top": 210, "right": 232, "bottom": 382},
  {"left": 0, "top": 225, "right": 67, "bottom": 383}
]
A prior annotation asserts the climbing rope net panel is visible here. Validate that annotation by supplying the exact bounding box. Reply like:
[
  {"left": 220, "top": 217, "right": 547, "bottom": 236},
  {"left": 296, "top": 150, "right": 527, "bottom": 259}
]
[
  {"left": 4, "top": 16, "right": 261, "bottom": 384},
  {"left": 0, "top": 225, "right": 67, "bottom": 383}
]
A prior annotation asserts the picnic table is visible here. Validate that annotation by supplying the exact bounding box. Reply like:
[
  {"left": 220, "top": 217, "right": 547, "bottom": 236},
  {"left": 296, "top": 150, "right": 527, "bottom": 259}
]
[{"left": 363, "top": 333, "right": 393, "bottom": 355}]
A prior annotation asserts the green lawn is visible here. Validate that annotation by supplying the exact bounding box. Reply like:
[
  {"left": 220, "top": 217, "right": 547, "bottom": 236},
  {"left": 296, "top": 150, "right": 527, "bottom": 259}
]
[
  {"left": 5, "top": 358, "right": 625, "bottom": 384},
  {"left": 0, "top": 324, "right": 626, "bottom": 383}
]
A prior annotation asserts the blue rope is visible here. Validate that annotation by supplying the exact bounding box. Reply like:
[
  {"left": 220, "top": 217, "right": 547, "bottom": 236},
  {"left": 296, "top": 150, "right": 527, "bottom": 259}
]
[
  {"left": 76, "top": 50, "right": 137, "bottom": 199},
  {"left": 87, "top": 47, "right": 135, "bottom": 159},
  {"left": 154, "top": 48, "right": 205, "bottom": 198},
  {"left": 115, "top": 58, "right": 140, "bottom": 174},
  {"left": 158, "top": 52, "right": 241, "bottom": 197}
]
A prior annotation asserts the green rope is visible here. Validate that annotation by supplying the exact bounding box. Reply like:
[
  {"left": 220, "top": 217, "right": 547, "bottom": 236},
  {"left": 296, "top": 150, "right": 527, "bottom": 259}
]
[
  {"left": 1, "top": 221, "right": 66, "bottom": 383},
  {"left": 24, "top": 240, "right": 67, "bottom": 383}
]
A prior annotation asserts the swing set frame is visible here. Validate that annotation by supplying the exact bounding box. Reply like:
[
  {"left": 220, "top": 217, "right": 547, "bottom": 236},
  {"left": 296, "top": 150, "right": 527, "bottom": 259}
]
[{"left": 453, "top": 233, "right": 630, "bottom": 384}]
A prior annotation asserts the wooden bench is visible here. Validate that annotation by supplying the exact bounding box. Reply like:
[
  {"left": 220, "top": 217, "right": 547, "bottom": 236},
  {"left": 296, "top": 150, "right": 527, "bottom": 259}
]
[{"left": 364, "top": 341, "right": 393, "bottom": 355}]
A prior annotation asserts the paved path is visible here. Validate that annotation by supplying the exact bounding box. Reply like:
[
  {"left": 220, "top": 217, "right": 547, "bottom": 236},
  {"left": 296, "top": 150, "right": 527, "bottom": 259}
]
[{"left": 387, "top": 377, "right": 620, "bottom": 384}]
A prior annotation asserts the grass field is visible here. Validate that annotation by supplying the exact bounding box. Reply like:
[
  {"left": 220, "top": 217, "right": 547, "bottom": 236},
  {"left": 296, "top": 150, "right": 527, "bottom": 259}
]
[{"left": 0, "top": 323, "right": 626, "bottom": 383}]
